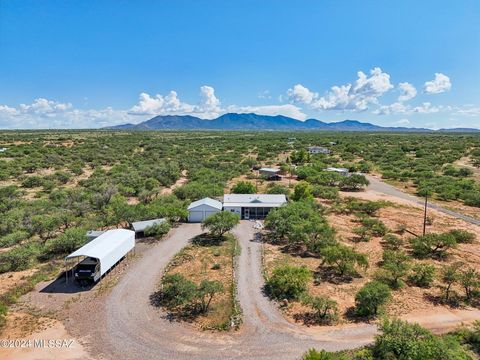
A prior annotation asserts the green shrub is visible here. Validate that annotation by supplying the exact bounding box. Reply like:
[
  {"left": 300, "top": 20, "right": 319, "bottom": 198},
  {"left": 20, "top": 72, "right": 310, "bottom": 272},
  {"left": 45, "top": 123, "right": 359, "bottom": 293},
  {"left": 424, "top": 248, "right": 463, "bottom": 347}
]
[
  {"left": 266, "top": 265, "right": 312, "bottom": 300},
  {"left": 47, "top": 227, "right": 87, "bottom": 255},
  {"left": 144, "top": 221, "right": 171, "bottom": 237},
  {"left": 382, "top": 234, "right": 404, "bottom": 250},
  {"left": 0, "top": 231, "right": 29, "bottom": 248},
  {"left": 408, "top": 263, "right": 436, "bottom": 288},
  {"left": 448, "top": 229, "right": 475, "bottom": 244},
  {"left": 160, "top": 273, "right": 197, "bottom": 309},
  {"left": 355, "top": 281, "right": 391, "bottom": 317},
  {"left": 202, "top": 211, "right": 240, "bottom": 237},
  {"left": 0, "top": 243, "right": 40, "bottom": 273},
  {"left": 211, "top": 263, "right": 221, "bottom": 270},
  {"left": 410, "top": 233, "right": 457, "bottom": 259},
  {"left": 311, "top": 185, "right": 339, "bottom": 200},
  {"left": 301, "top": 295, "right": 338, "bottom": 324},
  {"left": 376, "top": 250, "right": 410, "bottom": 289},
  {"left": 231, "top": 181, "right": 256, "bottom": 194},
  {"left": 320, "top": 245, "right": 368, "bottom": 277},
  {"left": 373, "top": 318, "right": 471, "bottom": 359},
  {"left": 301, "top": 349, "right": 347, "bottom": 360}
]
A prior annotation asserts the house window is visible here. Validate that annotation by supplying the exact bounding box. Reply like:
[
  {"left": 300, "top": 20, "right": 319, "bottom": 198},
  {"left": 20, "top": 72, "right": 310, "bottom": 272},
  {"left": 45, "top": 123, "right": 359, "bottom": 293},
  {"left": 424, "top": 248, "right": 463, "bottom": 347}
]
[{"left": 230, "top": 209, "right": 235, "bottom": 212}]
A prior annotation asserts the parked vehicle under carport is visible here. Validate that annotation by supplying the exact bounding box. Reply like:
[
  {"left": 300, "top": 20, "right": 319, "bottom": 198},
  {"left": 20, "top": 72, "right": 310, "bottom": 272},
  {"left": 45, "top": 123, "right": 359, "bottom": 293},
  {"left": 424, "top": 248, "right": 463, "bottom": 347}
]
[{"left": 65, "top": 229, "right": 135, "bottom": 284}]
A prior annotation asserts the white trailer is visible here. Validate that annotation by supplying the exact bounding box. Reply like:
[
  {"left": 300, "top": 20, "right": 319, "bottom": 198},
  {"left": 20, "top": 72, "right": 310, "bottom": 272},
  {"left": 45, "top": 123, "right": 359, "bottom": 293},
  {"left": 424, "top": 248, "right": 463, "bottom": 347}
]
[{"left": 65, "top": 229, "right": 135, "bottom": 283}]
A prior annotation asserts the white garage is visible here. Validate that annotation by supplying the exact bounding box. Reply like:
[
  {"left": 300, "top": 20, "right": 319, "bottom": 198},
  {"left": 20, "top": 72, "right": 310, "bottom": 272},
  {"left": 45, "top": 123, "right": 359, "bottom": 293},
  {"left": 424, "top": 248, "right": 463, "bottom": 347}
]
[{"left": 187, "top": 197, "right": 223, "bottom": 222}]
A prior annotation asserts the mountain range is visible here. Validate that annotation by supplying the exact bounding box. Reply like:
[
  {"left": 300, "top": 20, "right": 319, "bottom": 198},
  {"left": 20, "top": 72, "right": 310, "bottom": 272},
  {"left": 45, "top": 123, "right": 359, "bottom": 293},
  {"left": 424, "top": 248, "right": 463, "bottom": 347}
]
[{"left": 107, "top": 113, "right": 479, "bottom": 132}]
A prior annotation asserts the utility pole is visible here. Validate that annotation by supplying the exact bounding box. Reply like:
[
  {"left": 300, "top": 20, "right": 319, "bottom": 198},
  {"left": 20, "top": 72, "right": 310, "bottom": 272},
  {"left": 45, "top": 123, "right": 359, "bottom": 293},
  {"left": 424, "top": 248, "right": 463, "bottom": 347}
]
[{"left": 422, "top": 193, "right": 428, "bottom": 236}]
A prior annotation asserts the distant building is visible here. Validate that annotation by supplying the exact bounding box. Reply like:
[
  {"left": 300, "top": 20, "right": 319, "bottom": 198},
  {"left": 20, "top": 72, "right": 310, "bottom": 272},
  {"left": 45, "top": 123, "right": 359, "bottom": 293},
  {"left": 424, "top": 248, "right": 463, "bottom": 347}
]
[
  {"left": 325, "top": 167, "right": 349, "bottom": 176},
  {"left": 258, "top": 167, "right": 282, "bottom": 180},
  {"left": 131, "top": 218, "right": 167, "bottom": 235},
  {"left": 0, "top": 148, "right": 7, "bottom": 153},
  {"left": 308, "top": 146, "right": 331, "bottom": 155}
]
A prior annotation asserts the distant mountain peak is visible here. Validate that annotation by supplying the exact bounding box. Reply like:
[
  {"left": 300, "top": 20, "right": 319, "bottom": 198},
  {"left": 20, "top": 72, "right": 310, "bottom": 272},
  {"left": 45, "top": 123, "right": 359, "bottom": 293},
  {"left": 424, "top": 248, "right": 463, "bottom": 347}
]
[{"left": 106, "top": 113, "right": 479, "bottom": 132}]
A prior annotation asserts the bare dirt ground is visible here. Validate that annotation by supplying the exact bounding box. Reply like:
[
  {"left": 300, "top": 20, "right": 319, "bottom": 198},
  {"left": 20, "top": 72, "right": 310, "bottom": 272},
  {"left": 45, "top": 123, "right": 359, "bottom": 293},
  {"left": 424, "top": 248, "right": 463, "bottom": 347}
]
[
  {"left": 454, "top": 156, "right": 480, "bottom": 182},
  {"left": 161, "top": 170, "right": 188, "bottom": 195}
]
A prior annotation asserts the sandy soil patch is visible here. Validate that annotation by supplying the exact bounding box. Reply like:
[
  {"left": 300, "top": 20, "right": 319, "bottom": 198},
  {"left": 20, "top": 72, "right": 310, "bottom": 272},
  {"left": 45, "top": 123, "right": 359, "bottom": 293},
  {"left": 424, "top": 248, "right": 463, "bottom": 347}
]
[
  {"left": 161, "top": 170, "right": 188, "bottom": 195},
  {"left": 0, "top": 269, "right": 38, "bottom": 294},
  {"left": 0, "top": 315, "right": 91, "bottom": 360}
]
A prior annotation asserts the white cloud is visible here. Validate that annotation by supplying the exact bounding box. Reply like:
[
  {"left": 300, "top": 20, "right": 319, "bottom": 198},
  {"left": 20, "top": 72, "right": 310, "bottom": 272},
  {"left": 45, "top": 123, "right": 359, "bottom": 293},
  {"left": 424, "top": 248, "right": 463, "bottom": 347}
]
[
  {"left": 455, "top": 105, "right": 480, "bottom": 117},
  {"left": 412, "top": 102, "right": 442, "bottom": 114},
  {"left": 288, "top": 67, "right": 393, "bottom": 112},
  {"left": 424, "top": 73, "right": 451, "bottom": 94},
  {"left": 226, "top": 104, "right": 307, "bottom": 120},
  {"left": 374, "top": 102, "right": 408, "bottom": 115},
  {"left": 129, "top": 86, "right": 221, "bottom": 119},
  {"left": 287, "top": 84, "right": 317, "bottom": 104},
  {"left": 398, "top": 82, "right": 417, "bottom": 102},
  {"left": 396, "top": 118, "right": 410, "bottom": 125}
]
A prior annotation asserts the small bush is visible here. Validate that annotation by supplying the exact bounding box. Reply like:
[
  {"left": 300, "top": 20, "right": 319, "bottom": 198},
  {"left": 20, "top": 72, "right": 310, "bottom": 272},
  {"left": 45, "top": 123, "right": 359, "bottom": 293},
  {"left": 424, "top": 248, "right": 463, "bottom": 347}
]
[
  {"left": 211, "top": 263, "right": 221, "bottom": 270},
  {"left": 301, "top": 295, "right": 338, "bottom": 324},
  {"left": 382, "top": 234, "right": 404, "bottom": 250},
  {"left": 448, "top": 229, "right": 475, "bottom": 244},
  {"left": 408, "top": 263, "right": 436, "bottom": 288},
  {"left": 144, "top": 221, "right": 171, "bottom": 237},
  {"left": 266, "top": 265, "right": 312, "bottom": 300},
  {"left": 410, "top": 233, "right": 457, "bottom": 259},
  {"left": 355, "top": 281, "right": 391, "bottom": 317},
  {"left": 0, "top": 243, "right": 40, "bottom": 273},
  {"left": 0, "top": 231, "right": 30, "bottom": 248},
  {"left": 301, "top": 349, "right": 347, "bottom": 360}
]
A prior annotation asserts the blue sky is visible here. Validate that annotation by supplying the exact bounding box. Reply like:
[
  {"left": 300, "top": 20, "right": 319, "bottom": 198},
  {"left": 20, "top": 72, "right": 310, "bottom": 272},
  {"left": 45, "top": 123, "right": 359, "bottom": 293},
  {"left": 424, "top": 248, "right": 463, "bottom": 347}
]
[{"left": 0, "top": 0, "right": 479, "bottom": 129}]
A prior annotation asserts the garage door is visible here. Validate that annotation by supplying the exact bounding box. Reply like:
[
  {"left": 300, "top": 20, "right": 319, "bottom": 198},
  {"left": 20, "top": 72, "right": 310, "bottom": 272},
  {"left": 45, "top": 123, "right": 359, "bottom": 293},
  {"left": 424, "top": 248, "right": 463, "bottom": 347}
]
[
  {"left": 188, "top": 211, "right": 204, "bottom": 223},
  {"left": 204, "top": 210, "right": 219, "bottom": 220}
]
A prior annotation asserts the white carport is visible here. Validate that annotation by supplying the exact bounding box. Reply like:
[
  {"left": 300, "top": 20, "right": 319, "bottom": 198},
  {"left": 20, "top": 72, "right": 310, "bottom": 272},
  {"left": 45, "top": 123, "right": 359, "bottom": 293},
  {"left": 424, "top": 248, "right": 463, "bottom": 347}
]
[
  {"left": 65, "top": 229, "right": 135, "bottom": 283},
  {"left": 187, "top": 197, "right": 223, "bottom": 222},
  {"left": 132, "top": 218, "right": 166, "bottom": 234}
]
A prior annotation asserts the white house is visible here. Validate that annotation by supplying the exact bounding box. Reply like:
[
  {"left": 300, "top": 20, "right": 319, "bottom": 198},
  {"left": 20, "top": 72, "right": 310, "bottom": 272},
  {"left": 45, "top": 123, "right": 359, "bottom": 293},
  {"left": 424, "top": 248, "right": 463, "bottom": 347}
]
[
  {"left": 308, "top": 146, "right": 331, "bottom": 155},
  {"left": 0, "top": 148, "right": 7, "bottom": 153},
  {"left": 223, "top": 194, "right": 287, "bottom": 220},
  {"left": 187, "top": 197, "right": 223, "bottom": 222},
  {"left": 326, "top": 167, "right": 349, "bottom": 176}
]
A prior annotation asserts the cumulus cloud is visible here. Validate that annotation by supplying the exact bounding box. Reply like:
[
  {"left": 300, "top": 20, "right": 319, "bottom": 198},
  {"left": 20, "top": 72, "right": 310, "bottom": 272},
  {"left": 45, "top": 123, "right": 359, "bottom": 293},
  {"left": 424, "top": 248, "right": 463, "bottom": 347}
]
[
  {"left": 129, "top": 86, "right": 221, "bottom": 119},
  {"left": 287, "top": 84, "right": 318, "bottom": 104},
  {"left": 424, "top": 73, "right": 451, "bottom": 94},
  {"left": 288, "top": 67, "right": 393, "bottom": 111},
  {"left": 397, "top": 119, "right": 410, "bottom": 125},
  {"left": 398, "top": 82, "right": 417, "bottom": 102}
]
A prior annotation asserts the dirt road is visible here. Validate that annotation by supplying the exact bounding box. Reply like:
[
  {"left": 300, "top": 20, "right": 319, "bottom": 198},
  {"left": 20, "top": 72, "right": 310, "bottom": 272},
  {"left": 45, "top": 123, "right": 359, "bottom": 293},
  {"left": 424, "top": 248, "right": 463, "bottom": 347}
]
[{"left": 366, "top": 175, "right": 480, "bottom": 226}]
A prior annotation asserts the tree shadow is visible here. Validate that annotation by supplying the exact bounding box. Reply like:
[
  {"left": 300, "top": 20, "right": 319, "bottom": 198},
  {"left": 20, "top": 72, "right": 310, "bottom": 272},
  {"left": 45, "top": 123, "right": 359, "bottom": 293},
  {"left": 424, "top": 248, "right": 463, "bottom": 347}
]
[
  {"left": 149, "top": 290, "right": 203, "bottom": 323},
  {"left": 313, "top": 266, "right": 357, "bottom": 285},
  {"left": 192, "top": 233, "right": 225, "bottom": 246},
  {"left": 292, "top": 312, "right": 337, "bottom": 327}
]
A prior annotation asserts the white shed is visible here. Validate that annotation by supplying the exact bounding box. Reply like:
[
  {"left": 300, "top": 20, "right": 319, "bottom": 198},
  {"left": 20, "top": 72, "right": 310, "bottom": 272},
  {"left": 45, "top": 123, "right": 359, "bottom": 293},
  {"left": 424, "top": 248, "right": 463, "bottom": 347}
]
[{"left": 187, "top": 197, "right": 223, "bottom": 222}]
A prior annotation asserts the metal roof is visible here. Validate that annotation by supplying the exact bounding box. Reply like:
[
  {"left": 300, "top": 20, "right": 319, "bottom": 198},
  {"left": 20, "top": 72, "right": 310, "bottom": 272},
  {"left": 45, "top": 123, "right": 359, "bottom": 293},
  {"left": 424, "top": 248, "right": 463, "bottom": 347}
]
[
  {"left": 131, "top": 218, "right": 166, "bottom": 233},
  {"left": 223, "top": 194, "right": 287, "bottom": 206},
  {"left": 187, "top": 197, "right": 223, "bottom": 210},
  {"left": 326, "top": 167, "right": 349, "bottom": 172},
  {"left": 259, "top": 167, "right": 280, "bottom": 173},
  {"left": 66, "top": 229, "right": 135, "bottom": 261}
]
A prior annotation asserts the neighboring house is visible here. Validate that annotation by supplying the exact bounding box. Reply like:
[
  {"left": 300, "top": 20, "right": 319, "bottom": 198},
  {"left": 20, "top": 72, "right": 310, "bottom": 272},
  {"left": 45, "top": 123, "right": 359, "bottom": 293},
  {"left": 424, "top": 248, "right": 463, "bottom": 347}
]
[
  {"left": 0, "top": 148, "right": 7, "bottom": 153},
  {"left": 326, "top": 167, "right": 349, "bottom": 176},
  {"left": 223, "top": 194, "right": 287, "bottom": 220},
  {"left": 308, "top": 146, "right": 331, "bottom": 155},
  {"left": 187, "top": 197, "right": 223, "bottom": 222},
  {"left": 258, "top": 167, "right": 282, "bottom": 180}
]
